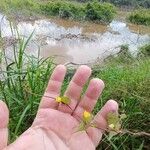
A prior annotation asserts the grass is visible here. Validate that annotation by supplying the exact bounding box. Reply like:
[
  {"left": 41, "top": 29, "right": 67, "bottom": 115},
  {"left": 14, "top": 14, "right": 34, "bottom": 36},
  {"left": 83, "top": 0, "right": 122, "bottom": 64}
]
[
  {"left": 94, "top": 58, "right": 150, "bottom": 149},
  {"left": 0, "top": 29, "right": 150, "bottom": 149},
  {"left": 0, "top": 33, "right": 54, "bottom": 141},
  {"left": 128, "top": 9, "right": 150, "bottom": 26},
  {"left": 138, "top": 43, "right": 150, "bottom": 57},
  {"left": 0, "top": 0, "right": 116, "bottom": 23}
]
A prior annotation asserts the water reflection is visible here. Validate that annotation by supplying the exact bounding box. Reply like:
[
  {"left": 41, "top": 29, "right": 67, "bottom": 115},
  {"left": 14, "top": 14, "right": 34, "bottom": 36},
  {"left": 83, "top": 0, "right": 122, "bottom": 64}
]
[{"left": 0, "top": 12, "right": 150, "bottom": 64}]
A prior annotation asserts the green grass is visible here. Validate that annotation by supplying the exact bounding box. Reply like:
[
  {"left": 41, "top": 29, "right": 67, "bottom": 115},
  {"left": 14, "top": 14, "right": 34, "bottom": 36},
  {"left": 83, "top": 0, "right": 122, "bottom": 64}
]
[
  {"left": 0, "top": 0, "right": 116, "bottom": 23},
  {"left": 0, "top": 34, "right": 54, "bottom": 141},
  {"left": 128, "top": 9, "right": 150, "bottom": 26},
  {"left": 94, "top": 58, "right": 150, "bottom": 149},
  {"left": 0, "top": 31, "right": 150, "bottom": 149},
  {"left": 138, "top": 43, "right": 150, "bottom": 57}
]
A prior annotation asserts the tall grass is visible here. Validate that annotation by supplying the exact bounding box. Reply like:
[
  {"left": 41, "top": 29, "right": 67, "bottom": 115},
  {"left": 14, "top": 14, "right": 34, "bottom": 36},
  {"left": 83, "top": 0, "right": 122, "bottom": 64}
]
[
  {"left": 94, "top": 57, "right": 150, "bottom": 149},
  {"left": 91, "top": 45, "right": 149, "bottom": 149},
  {"left": 0, "top": 32, "right": 54, "bottom": 141}
]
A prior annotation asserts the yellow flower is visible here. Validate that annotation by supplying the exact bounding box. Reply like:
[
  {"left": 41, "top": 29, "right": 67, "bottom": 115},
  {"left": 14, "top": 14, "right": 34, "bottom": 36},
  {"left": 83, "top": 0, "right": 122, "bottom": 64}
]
[
  {"left": 83, "top": 111, "right": 92, "bottom": 123},
  {"left": 83, "top": 111, "right": 91, "bottom": 118},
  {"left": 56, "top": 96, "right": 62, "bottom": 103}
]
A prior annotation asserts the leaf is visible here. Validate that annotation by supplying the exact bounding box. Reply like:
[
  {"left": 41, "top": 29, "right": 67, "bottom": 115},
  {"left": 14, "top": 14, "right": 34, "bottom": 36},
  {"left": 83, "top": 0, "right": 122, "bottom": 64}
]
[{"left": 60, "top": 96, "right": 71, "bottom": 105}]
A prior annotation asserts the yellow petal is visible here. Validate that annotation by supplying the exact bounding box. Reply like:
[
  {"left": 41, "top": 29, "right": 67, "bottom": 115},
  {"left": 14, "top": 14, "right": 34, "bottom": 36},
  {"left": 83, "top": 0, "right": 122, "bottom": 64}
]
[
  {"left": 56, "top": 97, "right": 62, "bottom": 103},
  {"left": 109, "top": 124, "right": 115, "bottom": 129},
  {"left": 83, "top": 110, "right": 91, "bottom": 119}
]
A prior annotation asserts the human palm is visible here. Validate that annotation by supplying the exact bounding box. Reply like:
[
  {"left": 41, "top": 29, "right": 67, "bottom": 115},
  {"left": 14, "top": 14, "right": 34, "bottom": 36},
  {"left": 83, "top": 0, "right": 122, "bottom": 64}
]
[{"left": 0, "top": 65, "right": 118, "bottom": 150}]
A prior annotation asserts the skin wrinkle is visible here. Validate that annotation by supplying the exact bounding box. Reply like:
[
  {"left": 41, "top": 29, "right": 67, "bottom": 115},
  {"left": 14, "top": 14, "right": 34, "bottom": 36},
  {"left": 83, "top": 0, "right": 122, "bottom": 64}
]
[
  {"left": 37, "top": 128, "right": 57, "bottom": 150},
  {"left": 68, "top": 131, "right": 95, "bottom": 150},
  {"left": 33, "top": 108, "right": 78, "bottom": 141},
  {"left": 85, "top": 129, "right": 98, "bottom": 147},
  {"left": 32, "top": 126, "right": 71, "bottom": 150},
  {"left": 44, "top": 128, "right": 70, "bottom": 150},
  {"left": 34, "top": 109, "right": 96, "bottom": 149},
  {"left": 86, "top": 127, "right": 103, "bottom": 147}
]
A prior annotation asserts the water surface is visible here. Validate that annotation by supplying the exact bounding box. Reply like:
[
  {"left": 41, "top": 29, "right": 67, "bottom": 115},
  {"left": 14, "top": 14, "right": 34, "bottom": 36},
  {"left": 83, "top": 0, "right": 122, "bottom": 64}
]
[{"left": 0, "top": 12, "right": 150, "bottom": 64}]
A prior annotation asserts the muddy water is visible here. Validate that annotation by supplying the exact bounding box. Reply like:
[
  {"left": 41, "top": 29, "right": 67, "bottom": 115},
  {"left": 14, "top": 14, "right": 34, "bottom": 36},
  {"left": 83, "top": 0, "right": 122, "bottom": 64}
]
[{"left": 0, "top": 13, "right": 150, "bottom": 65}]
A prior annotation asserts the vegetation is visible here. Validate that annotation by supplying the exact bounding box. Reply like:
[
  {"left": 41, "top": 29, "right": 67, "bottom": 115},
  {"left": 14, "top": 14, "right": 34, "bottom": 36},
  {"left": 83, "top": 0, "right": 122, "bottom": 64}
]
[
  {"left": 128, "top": 9, "right": 150, "bottom": 26},
  {"left": 138, "top": 43, "right": 150, "bottom": 57},
  {"left": 39, "top": 0, "right": 116, "bottom": 23},
  {"left": 40, "top": 1, "right": 85, "bottom": 20},
  {"left": 95, "top": 57, "right": 150, "bottom": 149},
  {"left": 85, "top": 1, "right": 116, "bottom": 23},
  {"left": 0, "top": 31, "right": 150, "bottom": 149},
  {"left": 0, "top": 0, "right": 150, "bottom": 149},
  {"left": 74, "top": 0, "right": 150, "bottom": 8},
  {"left": 0, "top": 0, "right": 116, "bottom": 23},
  {"left": 102, "top": 0, "right": 150, "bottom": 8}
]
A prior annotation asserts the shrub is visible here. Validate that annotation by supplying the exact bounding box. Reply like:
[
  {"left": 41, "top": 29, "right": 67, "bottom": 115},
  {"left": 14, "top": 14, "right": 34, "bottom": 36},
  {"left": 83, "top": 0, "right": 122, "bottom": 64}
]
[
  {"left": 40, "top": 0, "right": 116, "bottom": 23},
  {"left": 128, "top": 9, "right": 150, "bottom": 26},
  {"left": 40, "top": 1, "right": 83, "bottom": 19},
  {"left": 85, "top": 1, "right": 116, "bottom": 23},
  {"left": 59, "top": 3, "right": 73, "bottom": 19}
]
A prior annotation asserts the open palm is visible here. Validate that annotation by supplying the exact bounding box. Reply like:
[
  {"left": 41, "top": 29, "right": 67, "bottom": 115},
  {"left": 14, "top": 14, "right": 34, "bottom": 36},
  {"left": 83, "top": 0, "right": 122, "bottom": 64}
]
[{"left": 1, "top": 65, "right": 118, "bottom": 150}]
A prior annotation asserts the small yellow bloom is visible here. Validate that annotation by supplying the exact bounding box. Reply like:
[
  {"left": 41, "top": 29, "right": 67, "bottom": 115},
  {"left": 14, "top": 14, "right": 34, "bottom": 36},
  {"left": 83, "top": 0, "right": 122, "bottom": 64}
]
[
  {"left": 56, "top": 96, "right": 62, "bottom": 103},
  {"left": 83, "top": 111, "right": 92, "bottom": 123},
  {"left": 83, "top": 111, "right": 91, "bottom": 119},
  {"left": 109, "top": 124, "right": 115, "bottom": 129}
]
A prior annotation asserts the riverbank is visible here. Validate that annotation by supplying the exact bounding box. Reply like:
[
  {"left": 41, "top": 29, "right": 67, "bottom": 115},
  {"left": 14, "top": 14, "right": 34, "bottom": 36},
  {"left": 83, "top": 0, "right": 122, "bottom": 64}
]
[
  {"left": 0, "top": 10, "right": 150, "bottom": 67},
  {"left": 0, "top": 0, "right": 116, "bottom": 24}
]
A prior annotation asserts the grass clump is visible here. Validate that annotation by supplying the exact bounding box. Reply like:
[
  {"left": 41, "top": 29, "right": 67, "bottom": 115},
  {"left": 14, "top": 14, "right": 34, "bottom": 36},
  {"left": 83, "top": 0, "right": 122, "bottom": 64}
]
[
  {"left": 128, "top": 9, "right": 150, "bottom": 26},
  {"left": 138, "top": 43, "right": 150, "bottom": 57}
]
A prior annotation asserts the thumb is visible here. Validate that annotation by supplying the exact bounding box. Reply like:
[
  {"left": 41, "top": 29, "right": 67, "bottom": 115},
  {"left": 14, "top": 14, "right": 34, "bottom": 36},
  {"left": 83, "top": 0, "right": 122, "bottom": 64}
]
[{"left": 0, "top": 100, "right": 9, "bottom": 149}]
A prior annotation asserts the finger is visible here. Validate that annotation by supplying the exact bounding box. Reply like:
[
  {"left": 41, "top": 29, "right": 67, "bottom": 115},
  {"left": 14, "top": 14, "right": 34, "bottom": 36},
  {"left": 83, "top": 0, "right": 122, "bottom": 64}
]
[
  {"left": 73, "top": 79, "right": 104, "bottom": 119},
  {"left": 87, "top": 100, "right": 118, "bottom": 146},
  {"left": 0, "top": 100, "right": 9, "bottom": 149},
  {"left": 39, "top": 65, "right": 67, "bottom": 109},
  {"left": 58, "top": 65, "right": 91, "bottom": 114}
]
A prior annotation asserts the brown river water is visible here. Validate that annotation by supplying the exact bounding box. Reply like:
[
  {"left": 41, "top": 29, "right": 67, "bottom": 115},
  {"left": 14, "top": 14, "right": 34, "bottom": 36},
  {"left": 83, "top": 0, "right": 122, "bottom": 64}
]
[{"left": 0, "top": 12, "right": 150, "bottom": 65}]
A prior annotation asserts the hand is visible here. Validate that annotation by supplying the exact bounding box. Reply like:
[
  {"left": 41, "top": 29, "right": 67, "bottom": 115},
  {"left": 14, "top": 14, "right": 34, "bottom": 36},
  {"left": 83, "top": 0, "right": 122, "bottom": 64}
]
[{"left": 1, "top": 65, "right": 118, "bottom": 150}]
